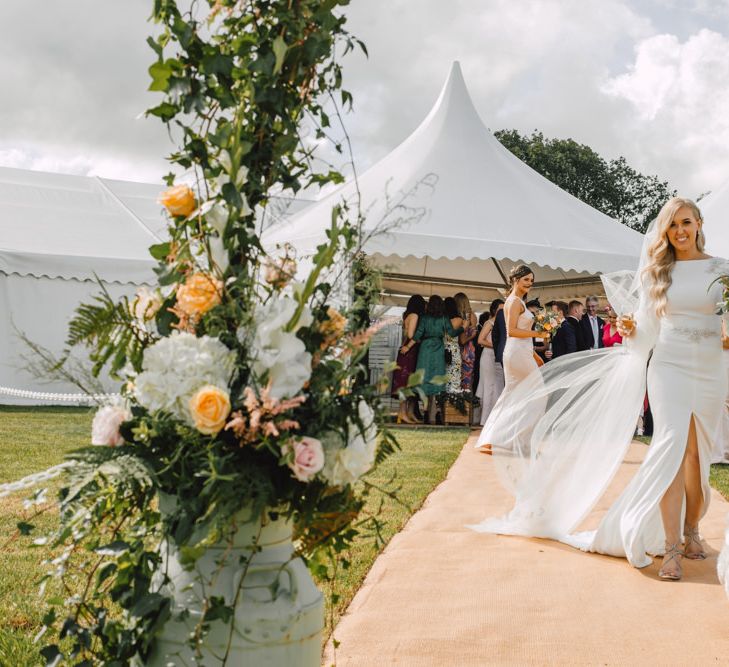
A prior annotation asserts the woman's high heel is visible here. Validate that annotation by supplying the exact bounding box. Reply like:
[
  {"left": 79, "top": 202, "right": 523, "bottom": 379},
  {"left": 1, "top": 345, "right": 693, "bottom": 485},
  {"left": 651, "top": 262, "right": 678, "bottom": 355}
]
[
  {"left": 658, "top": 542, "right": 683, "bottom": 581},
  {"left": 683, "top": 525, "right": 707, "bottom": 560}
]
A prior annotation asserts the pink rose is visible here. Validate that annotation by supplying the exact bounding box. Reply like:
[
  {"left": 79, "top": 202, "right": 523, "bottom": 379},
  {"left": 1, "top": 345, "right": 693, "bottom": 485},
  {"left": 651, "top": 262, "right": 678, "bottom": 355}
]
[
  {"left": 91, "top": 405, "right": 131, "bottom": 447},
  {"left": 286, "top": 437, "right": 324, "bottom": 482}
]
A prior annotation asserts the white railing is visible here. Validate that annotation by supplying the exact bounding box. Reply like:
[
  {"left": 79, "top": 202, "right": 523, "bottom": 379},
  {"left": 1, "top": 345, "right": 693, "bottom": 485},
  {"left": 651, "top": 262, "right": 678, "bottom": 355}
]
[{"left": 0, "top": 386, "right": 118, "bottom": 403}]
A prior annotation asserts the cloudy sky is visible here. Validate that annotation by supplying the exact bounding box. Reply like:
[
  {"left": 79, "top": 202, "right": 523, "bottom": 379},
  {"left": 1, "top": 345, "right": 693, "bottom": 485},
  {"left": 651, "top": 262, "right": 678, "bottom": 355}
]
[{"left": 1, "top": 0, "right": 729, "bottom": 197}]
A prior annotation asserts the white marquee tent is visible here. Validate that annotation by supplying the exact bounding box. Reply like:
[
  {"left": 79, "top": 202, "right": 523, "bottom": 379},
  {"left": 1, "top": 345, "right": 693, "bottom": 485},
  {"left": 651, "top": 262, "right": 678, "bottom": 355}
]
[
  {"left": 702, "top": 181, "right": 729, "bottom": 258},
  {"left": 0, "top": 167, "right": 316, "bottom": 403},
  {"left": 0, "top": 167, "right": 164, "bottom": 402},
  {"left": 266, "top": 62, "right": 643, "bottom": 306}
]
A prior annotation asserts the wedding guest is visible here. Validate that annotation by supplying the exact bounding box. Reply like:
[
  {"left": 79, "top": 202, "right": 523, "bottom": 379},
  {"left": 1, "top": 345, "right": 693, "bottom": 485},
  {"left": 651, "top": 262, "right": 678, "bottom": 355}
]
[
  {"left": 455, "top": 292, "right": 478, "bottom": 393},
  {"left": 475, "top": 299, "right": 505, "bottom": 426},
  {"left": 526, "top": 298, "right": 548, "bottom": 362},
  {"left": 444, "top": 297, "right": 464, "bottom": 394},
  {"left": 602, "top": 306, "right": 623, "bottom": 348},
  {"left": 473, "top": 311, "right": 491, "bottom": 396},
  {"left": 581, "top": 295, "right": 605, "bottom": 349},
  {"left": 491, "top": 303, "right": 507, "bottom": 369},
  {"left": 392, "top": 294, "right": 426, "bottom": 423},
  {"left": 412, "top": 295, "right": 464, "bottom": 424},
  {"left": 551, "top": 300, "right": 588, "bottom": 359},
  {"left": 544, "top": 301, "right": 568, "bottom": 361}
]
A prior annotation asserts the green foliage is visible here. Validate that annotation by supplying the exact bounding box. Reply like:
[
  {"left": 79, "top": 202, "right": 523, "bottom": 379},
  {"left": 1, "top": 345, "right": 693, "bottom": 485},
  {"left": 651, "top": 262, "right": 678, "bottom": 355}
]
[
  {"left": 495, "top": 129, "right": 677, "bottom": 232},
  {"left": 66, "top": 282, "right": 156, "bottom": 378},
  {"left": 15, "top": 2, "right": 408, "bottom": 665}
]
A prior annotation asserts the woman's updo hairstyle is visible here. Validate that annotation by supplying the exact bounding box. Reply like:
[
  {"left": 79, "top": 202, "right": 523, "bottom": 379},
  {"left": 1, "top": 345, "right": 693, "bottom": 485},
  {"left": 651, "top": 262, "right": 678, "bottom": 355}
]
[{"left": 508, "top": 264, "right": 534, "bottom": 287}]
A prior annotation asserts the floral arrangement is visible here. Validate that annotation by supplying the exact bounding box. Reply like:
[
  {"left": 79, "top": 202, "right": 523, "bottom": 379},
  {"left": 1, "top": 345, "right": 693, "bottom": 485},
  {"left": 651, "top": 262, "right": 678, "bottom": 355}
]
[
  {"left": 533, "top": 308, "right": 561, "bottom": 339},
  {"left": 717, "top": 275, "right": 729, "bottom": 315},
  {"left": 7, "top": 2, "right": 403, "bottom": 664}
]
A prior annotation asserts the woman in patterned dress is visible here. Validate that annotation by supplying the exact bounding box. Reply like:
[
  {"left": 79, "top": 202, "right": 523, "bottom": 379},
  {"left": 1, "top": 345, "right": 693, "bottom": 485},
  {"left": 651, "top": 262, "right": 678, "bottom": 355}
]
[
  {"left": 444, "top": 297, "right": 464, "bottom": 394},
  {"left": 455, "top": 292, "right": 478, "bottom": 393}
]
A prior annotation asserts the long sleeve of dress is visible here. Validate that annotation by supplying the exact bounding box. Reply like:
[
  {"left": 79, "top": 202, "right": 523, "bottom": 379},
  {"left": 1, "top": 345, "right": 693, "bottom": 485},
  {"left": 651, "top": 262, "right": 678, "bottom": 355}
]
[
  {"left": 413, "top": 318, "right": 426, "bottom": 343},
  {"left": 446, "top": 321, "right": 464, "bottom": 337}
]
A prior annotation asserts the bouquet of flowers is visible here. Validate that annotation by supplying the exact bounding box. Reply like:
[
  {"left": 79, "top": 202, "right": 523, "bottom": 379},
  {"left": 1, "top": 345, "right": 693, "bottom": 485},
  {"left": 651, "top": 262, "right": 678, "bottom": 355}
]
[
  {"left": 717, "top": 275, "right": 729, "bottom": 316},
  {"left": 533, "top": 309, "right": 561, "bottom": 339}
]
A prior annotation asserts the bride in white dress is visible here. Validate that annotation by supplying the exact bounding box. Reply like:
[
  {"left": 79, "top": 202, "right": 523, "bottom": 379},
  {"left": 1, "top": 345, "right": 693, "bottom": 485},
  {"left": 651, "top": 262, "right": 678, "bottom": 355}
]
[
  {"left": 477, "top": 265, "right": 549, "bottom": 453},
  {"left": 470, "top": 197, "right": 728, "bottom": 582}
]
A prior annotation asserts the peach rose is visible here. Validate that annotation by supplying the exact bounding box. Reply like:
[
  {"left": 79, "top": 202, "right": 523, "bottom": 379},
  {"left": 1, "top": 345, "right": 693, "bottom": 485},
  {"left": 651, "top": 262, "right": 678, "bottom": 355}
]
[
  {"left": 263, "top": 256, "right": 297, "bottom": 289},
  {"left": 319, "top": 307, "right": 347, "bottom": 349},
  {"left": 285, "top": 437, "right": 325, "bottom": 482},
  {"left": 176, "top": 273, "right": 223, "bottom": 317},
  {"left": 189, "top": 385, "right": 231, "bottom": 435},
  {"left": 159, "top": 184, "right": 196, "bottom": 218}
]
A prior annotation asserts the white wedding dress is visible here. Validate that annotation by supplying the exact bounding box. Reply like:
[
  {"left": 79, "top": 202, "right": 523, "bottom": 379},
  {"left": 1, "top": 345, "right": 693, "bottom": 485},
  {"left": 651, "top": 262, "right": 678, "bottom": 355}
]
[
  {"left": 476, "top": 295, "right": 535, "bottom": 444},
  {"left": 470, "top": 257, "right": 729, "bottom": 568}
]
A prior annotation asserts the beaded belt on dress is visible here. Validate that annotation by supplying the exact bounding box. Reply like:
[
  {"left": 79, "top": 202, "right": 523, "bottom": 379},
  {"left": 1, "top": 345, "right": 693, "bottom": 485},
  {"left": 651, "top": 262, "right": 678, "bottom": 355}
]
[{"left": 663, "top": 321, "right": 720, "bottom": 342}]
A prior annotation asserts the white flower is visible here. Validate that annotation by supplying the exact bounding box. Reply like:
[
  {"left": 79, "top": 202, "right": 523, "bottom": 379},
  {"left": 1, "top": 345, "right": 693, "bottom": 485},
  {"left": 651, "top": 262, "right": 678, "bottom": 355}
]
[
  {"left": 131, "top": 287, "right": 162, "bottom": 322},
  {"left": 244, "top": 296, "right": 313, "bottom": 399},
  {"left": 134, "top": 332, "right": 236, "bottom": 424},
  {"left": 206, "top": 201, "right": 229, "bottom": 236},
  {"left": 320, "top": 401, "right": 378, "bottom": 486},
  {"left": 209, "top": 235, "right": 229, "bottom": 273},
  {"left": 91, "top": 404, "right": 132, "bottom": 447}
]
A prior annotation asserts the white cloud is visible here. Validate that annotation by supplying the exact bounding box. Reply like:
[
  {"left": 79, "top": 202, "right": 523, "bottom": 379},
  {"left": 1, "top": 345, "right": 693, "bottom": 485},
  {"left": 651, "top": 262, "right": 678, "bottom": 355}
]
[
  {"left": 601, "top": 29, "right": 729, "bottom": 193},
  {"left": 2, "top": 0, "right": 729, "bottom": 201}
]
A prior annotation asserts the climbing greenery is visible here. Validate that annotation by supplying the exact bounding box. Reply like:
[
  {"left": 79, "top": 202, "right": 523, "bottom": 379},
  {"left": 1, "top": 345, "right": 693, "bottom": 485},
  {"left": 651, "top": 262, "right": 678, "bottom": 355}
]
[{"left": 12, "top": 2, "right": 404, "bottom": 665}]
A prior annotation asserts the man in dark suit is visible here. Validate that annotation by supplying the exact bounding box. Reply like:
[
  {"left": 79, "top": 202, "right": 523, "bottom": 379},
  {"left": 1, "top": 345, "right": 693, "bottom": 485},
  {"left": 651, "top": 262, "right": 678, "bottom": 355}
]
[
  {"left": 580, "top": 295, "right": 605, "bottom": 350},
  {"left": 551, "top": 300, "right": 588, "bottom": 359},
  {"left": 491, "top": 306, "right": 507, "bottom": 366}
]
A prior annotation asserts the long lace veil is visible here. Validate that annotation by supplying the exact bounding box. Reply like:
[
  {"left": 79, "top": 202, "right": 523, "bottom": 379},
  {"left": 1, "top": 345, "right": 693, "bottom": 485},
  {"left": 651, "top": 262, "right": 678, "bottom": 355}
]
[{"left": 469, "top": 223, "right": 660, "bottom": 540}]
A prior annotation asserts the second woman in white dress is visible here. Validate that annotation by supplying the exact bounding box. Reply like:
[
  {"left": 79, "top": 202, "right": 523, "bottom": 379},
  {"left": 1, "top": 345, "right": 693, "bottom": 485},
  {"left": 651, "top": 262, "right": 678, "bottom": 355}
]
[{"left": 477, "top": 265, "right": 549, "bottom": 453}]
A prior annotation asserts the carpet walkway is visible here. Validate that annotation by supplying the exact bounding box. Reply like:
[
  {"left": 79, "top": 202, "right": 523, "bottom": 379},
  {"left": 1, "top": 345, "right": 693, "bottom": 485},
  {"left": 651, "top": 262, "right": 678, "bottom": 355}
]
[{"left": 324, "top": 434, "right": 729, "bottom": 666}]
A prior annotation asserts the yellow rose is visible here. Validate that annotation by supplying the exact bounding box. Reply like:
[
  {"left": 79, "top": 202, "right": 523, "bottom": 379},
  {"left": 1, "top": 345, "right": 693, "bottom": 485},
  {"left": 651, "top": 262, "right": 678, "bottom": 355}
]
[
  {"left": 189, "top": 385, "right": 231, "bottom": 435},
  {"left": 544, "top": 323, "right": 553, "bottom": 331},
  {"left": 176, "top": 273, "right": 223, "bottom": 317},
  {"left": 159, "top": 184, "right": 196, "bottom": 218}
]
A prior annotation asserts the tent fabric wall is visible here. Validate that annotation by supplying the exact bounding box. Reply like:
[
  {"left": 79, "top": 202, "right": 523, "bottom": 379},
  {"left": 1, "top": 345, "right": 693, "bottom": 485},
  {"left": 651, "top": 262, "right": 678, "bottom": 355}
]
[
  {"left": 0, "top": 167, "right": 163, "bottom": 404},
  {"left": 0, "top": 274, "right": 133, "bottom": 405}
]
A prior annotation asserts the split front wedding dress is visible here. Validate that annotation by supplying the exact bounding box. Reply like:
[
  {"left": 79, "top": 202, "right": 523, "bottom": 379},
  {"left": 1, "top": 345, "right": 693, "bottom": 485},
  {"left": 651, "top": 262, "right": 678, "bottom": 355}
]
[{"left": 470, "top": 251, "right": 729, "bottom": 568}]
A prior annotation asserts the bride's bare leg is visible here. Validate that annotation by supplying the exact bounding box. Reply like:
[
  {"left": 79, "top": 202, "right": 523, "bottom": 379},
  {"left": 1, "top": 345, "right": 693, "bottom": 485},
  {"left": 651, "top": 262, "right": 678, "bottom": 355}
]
[
  {"left": 683, "top": 416, "right": 706, "bottom": 558},
  {"left": 659, "top": 442, "right": 688, "bottom": 578}
]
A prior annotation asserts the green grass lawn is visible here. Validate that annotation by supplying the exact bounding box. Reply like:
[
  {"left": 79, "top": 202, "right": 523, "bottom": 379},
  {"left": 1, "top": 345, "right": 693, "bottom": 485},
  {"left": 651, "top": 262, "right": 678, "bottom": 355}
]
[
  {"left": 0, "top": 406, "right": 468, "bottom": 665},
  {"left": 0, "top": 406, "right": 94, "bottom": 667}
]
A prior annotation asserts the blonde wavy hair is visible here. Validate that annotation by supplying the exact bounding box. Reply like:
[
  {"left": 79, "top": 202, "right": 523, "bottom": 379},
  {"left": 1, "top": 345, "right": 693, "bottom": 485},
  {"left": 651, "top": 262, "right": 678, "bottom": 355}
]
[
  {"left": 643, "top": 197, "right": 705, "bottom": 317},
  {"left": 454, "top": 292, "right": 473, "bottom": 321}
]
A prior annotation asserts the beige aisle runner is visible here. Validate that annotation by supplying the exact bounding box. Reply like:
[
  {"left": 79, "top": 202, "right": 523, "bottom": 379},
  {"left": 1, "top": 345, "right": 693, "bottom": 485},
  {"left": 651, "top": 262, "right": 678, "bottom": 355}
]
[{"left": 323, "top": 434, "right": 729, "bottom": 666}]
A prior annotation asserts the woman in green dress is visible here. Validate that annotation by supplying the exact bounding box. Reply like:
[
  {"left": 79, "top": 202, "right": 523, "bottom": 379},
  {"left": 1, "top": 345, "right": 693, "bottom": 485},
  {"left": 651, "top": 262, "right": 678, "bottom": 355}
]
[{"left": 401, "top": 295, "right": 463, "bottom": 423}]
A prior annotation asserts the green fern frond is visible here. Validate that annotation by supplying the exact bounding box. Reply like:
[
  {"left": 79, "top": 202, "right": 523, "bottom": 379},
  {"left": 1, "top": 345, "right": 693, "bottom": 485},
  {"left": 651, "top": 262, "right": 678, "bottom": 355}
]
[{"left": 66, "top": 281, "right": 157, "bottom": 378}]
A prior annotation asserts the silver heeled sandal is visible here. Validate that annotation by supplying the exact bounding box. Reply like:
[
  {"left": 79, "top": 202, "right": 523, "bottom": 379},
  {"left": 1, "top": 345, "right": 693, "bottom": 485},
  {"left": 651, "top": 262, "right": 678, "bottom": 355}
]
[
  {"left": 658, "top": 542, "right": 683, "bottom": 581},
  {"left": 683, "top": 525, "right": 707, "bottom": 560}
]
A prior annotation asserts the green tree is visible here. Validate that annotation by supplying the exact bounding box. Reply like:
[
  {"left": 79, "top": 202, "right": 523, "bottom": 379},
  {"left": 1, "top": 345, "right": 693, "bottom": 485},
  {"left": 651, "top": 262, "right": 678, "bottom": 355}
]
[{"left": 494, "top": 129, "right": 676, "bottom": 233}]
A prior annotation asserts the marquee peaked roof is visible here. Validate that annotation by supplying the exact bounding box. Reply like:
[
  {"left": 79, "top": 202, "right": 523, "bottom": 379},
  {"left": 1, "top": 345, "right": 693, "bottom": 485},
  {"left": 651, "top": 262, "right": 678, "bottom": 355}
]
[
  {"left": 266, "top": 61, "right": 642, "bottom": 301},
  {"left": 702, "top": 181, "right": 729, "bottom": 259},
  {"left": 0, "top": 167, "right": 164, "bottom": 284}
]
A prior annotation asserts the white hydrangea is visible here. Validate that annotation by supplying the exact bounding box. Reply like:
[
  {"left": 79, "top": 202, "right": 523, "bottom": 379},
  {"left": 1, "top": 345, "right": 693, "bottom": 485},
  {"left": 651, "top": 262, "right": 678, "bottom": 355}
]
[
  {"left": 134, "top": 332, "right": 236, "bottom": 424},
  {"left": 243, "top": 295, "right": 313, "bottom": 399},
  {"left": 320, "top": 401, "right": 378, "bottom": 487}
]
